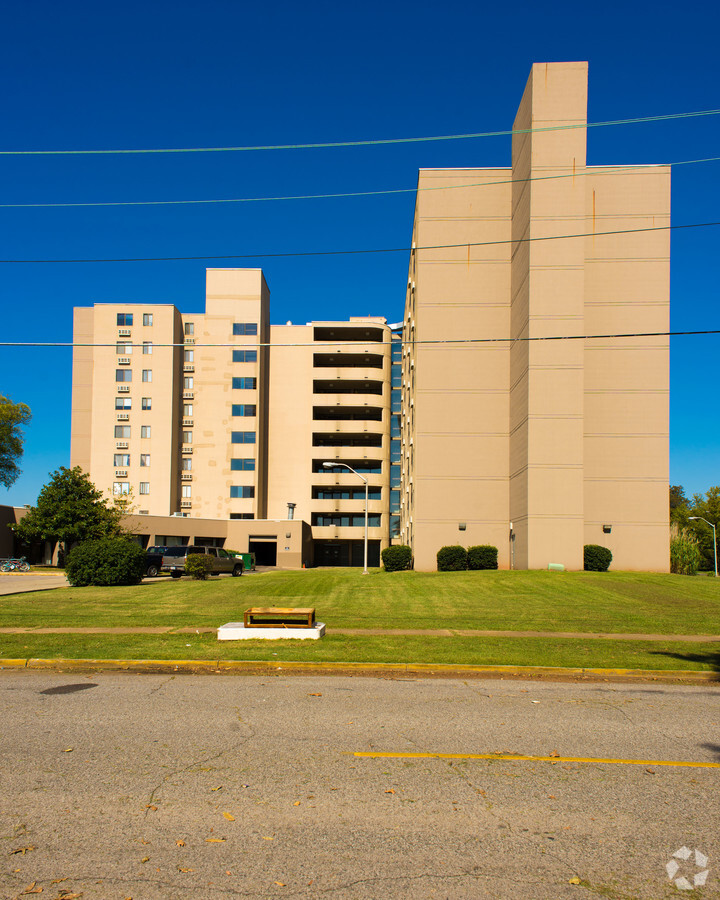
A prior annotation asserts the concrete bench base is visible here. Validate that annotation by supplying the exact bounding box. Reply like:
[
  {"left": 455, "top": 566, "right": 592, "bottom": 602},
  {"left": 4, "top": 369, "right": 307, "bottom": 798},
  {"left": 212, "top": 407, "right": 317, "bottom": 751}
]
[{"left": 218, "top": 622, "right": 326, "bottom": 641}]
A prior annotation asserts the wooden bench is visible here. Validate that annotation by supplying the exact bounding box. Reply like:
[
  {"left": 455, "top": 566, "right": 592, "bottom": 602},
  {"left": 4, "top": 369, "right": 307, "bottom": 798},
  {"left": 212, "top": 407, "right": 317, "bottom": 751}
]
[{"left": 243, "top": 607, "right": 316, "bottom": 629}]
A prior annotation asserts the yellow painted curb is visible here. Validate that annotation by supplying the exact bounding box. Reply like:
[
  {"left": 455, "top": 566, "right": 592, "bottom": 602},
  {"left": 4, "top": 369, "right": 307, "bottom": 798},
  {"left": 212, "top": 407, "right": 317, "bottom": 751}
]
[
  {"left": 353, "top": 751, "right": 720, "bottom": 769},
  {"left": 0, "top": 658, "right": 711, "bottom": 683}
]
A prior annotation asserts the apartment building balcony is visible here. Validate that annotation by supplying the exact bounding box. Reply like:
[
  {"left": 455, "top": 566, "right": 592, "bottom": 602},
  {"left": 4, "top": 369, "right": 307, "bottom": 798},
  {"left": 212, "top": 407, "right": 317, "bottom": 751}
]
[
  {"left": 312, "top": 405, "right": 384, "bottom": 423},
  {"left": 312, "top": 432, "right": 383, "bottom": 450},
  {"left": 183, "top": 364, "right": 195, "bottom": 372},
  {"left": 117, "top": 385, "right": 130, "bottom": 393},
  {"left": 180, "top": 500, "right": 192, "bottom": 509},
  {"left": 310, "top": 523, "right": 385, "bottom": 542},
  {"left": 184, "top": 337, "right": 195, "bottom": 345},
  {"left": 313, "top": 326, "right": 386, "bottom": 343},
  {"left": 183, "top": 391, "right": 194, "bottom": 400},
  {"left": 115, "top": 469, "right": 128, "bottom": 477},
  {"left": 313, "top": 379, "right": 385, "bottom": 397},
  {"left": 182, "top": 418, "right": 193, "bottom": 426},
  {"left": 310, "top": 497, "right": 385, "bottom": 515},
  {"left": 117, "top": 357, "right": 131, "bottom": 365},
  {"left": 313, "top": 352, "right": 384, "bottom": 369},
  {"left": 118, "top": 329, "right": 131, "bottom": 337},
  {"left": 181, "top": 445, "right": 193, "bottom": 453},
  {"left": 116, "top": 413, "right": 130, "bottom": 421},
  {"left": 116, "top": 441, "right": 129, "bottom": 449},
  {"left": 181, "top": 473, "right": 192, "bottom": 481}
]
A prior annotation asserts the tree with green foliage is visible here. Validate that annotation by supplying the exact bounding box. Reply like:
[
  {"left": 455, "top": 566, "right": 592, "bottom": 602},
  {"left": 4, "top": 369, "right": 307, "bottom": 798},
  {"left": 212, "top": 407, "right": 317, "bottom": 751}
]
[
  {"left": 13, "top": 466, "right": 122, "bottom": 563},
  {"left": 65, "top": 537, "right": 146, "bottom": 586},
  {"left": 0, "top": 395, "right": 32, "bottom": 489},
  {"left": 669, "top": 484, "right": 689, "bottom": 524},
  {"left": 686, "top": 486, "right": 720, "bottom": 571}
]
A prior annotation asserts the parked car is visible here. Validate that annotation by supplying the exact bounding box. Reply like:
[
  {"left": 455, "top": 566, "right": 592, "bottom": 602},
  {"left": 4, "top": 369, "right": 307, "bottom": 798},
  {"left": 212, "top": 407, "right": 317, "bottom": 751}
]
[
  {"left": 144, "top": 545, "right": 169, "bottom": 577},
  {"left": 161, "top": 546, "right": 244, "bottom": 578}
]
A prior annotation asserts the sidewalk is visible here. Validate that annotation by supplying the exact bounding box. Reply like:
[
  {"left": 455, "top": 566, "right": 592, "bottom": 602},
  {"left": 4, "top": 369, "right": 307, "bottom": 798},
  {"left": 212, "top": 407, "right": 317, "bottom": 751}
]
[{"left": 0, "top": 625, "right": 718, "bottom": 641}]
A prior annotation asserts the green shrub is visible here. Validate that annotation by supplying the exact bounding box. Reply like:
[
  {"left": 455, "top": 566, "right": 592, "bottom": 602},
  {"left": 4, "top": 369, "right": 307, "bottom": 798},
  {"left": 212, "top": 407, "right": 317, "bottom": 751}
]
[
  {"left": 437, "top": 545, "right": 468, "bottom": 571},
  {"left": 584, "top": 544, "right": 612, "bottom": 572},
  {"left": 185, "top": 554, "right": 214, "bottom": 580},
  {"left": 381, "top": 545, "right": 413, "bottom": 572},
  {"left": 467, "top": 545, "right": 498, "bottom": 570},
  {"left": 65, "top": 537, "right": 147, "bottom": 587},
  {"left": 670, "top": 526, "right": 701, "bottom": 575}
]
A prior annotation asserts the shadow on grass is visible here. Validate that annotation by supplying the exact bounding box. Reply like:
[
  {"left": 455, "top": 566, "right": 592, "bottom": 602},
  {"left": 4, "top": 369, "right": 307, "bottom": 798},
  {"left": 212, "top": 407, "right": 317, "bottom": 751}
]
[{"left": 649, "top": 648, "right": 720, "bottom": 681}]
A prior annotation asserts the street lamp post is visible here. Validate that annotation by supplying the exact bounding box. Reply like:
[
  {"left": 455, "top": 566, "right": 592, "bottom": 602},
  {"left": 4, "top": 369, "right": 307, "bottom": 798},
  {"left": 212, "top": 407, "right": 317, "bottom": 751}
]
[
  {"left": 323, "top": 461, "right": 369, "bottom": 574},
  {"left": 689, "top": 516, "right": 718, "bottom": 577}
]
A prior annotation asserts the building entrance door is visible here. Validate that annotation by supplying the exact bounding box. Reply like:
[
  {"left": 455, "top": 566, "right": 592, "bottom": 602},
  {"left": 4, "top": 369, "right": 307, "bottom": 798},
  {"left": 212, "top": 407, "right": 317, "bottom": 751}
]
[{"left": 249, "top": 540, "right": 277, "bottom": 566}]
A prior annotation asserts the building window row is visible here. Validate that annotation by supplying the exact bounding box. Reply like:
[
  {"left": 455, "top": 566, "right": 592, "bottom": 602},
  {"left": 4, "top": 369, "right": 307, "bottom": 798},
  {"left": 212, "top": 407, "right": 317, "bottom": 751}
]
[
  {"left": 115, "top": 398, "right": 132, "bottom": 409},
  {"left": 311, "top": 514, "right": 382, "bottom": 528},
  {"left": 232, "top": 404, "right": 256, "bottom": 417},
  {"left": 231, "top": 458, "right": 255, "bottom": 471},
  {"left": 139, "top": 482, "right": 150, "bottom": 494},
  {"left": 232, "top": 350, "right": 257, "bottom": 363},
  {"left": 230, "top": 486, "right": 255, "bottom": 498},
  {"left": 117, "top": 314, "right": 133, "bottom": 326},
  {"left": 114, "top": 454, "right": 130, "bottom": 466},
  {"left": 185, "top": 322, "right": 194, "bottom": 336},
  {"left": 115, "top": 369, "right": 153, "bottom": 382},
  {"left": 233, "top": 323, "right": 258, "bottom": 335},
  {"left": 232, "top": 377, "right": 256, "bottom": 389},
  {"left": 231, "top": 431, "right": 256, "bottom": 444},
  {"left": 115, "top": 426, "right": 152, "bottom": 439},
  {"left": 312, "top": 488, "right": 381, "bottom": 500}
]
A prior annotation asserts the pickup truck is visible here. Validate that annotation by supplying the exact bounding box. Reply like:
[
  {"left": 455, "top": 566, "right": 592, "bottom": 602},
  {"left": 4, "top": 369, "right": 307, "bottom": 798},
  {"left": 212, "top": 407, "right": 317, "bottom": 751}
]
[
  {"left": 144, "top": 545, "right": 168, "bottom": 577},
  {"left": 161, "top": 546, "right": 244, "bottom": 578}
]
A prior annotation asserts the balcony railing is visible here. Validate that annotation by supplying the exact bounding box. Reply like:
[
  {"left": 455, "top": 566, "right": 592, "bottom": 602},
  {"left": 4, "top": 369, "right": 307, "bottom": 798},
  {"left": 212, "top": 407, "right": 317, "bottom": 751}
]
[
  {"left": 116, "top": 413, "right": 129, "bottom": 421},
  {"left": 180, "top": 499, "right": 192, "bottom": 508},
  {"left": 117, "top": 357, "right": 131, "bottom": 365},
  {"left": 183, "top": 391, "right": 194, "bottom": 400},
  {"left": 118, "top": 329, "right": 131, "bottom": 337},
  {"left": 116, "top": 441, "right": 129, "bottom": 449},
  {"left": 115, "top": 470, "right": 128, "bottom": 477},
  {"left": 182, "top": 418, "right": 193, "bottom": 427},
  {"left": 117, "top": 385, "right": 130, "bottom": 393},
  {"left": 183, "top": 364, "right": 194, "bottom": 372},
  {"left": 181, "top": 446, "right": 192, "bottom": 454},
  {"left": 181, "top": 473, "right": 192, "bottom": 481}
]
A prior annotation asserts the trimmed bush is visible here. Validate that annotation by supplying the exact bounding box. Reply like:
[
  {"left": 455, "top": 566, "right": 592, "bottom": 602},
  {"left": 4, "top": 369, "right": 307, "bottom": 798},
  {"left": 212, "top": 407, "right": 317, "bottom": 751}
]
[
  {"left": 381, "top": 545, "right": 413, "bottom": 572},
  {"left": 437, "top": 545, "right": 468, "bottom": 571},
  {"left": 584, "top": 544, "right": 612, "bottom": 572},
  {"left": 65, "top": 537, "right": 147, "bottom": 587},
  {"left": 185, "top": 554, "right": 214, "bottom": 580},
  {"left": 467, "top": 545, "right": 498, "bottom": 570}
]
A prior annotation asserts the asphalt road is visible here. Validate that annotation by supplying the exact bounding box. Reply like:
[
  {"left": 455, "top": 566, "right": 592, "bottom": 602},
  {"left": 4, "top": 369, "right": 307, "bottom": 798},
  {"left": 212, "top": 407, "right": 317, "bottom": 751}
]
[{"left": 0, "top": 673, "right": 718, "bottom": 900}]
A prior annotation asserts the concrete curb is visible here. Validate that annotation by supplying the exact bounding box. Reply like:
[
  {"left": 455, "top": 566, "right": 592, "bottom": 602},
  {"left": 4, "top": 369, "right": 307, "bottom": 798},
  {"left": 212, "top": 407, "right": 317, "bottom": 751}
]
[{"left": 0, "top": 658, "right": 716, "bottom": 684}]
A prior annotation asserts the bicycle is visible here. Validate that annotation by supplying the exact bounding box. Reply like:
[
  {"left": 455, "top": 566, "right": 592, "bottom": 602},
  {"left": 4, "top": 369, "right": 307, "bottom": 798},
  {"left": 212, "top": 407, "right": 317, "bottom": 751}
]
[{"left": 0, "top": 557, "right": 30, "bottom": 572}]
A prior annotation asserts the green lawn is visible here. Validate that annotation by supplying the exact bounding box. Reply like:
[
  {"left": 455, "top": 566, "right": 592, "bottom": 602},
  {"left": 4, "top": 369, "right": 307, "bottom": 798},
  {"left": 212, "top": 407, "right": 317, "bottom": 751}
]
[{"left": 1, "top": 568, "right": 719, "bottom": 671}]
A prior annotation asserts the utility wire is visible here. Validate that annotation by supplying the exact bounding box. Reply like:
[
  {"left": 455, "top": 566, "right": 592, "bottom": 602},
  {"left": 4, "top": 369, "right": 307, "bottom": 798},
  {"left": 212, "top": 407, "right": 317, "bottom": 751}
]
[
  {"left": 1, "top": 155, "right": 715, "bottom": 211},
  {"left": 0, "top": 220, "right": 715, "bottom": 265},
  {"left": 1, "top": 109, "right": 719, "bottom": 156},
  {"left": 0, "top": 329, "right": 716, "bottom": 350}
]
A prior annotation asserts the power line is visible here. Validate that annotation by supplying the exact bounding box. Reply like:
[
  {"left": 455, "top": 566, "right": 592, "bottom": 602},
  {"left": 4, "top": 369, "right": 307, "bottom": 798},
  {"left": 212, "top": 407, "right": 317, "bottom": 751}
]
[
  {"left": 1, "top": 156, "right": 716, "bottom": 211},
  {"left": 0, "top": 329, "right": 716, "bottom": 350},
  {"left": 1, "top": 109, "right": 719, "bottom": 156},
  {"left": 0, "top": 220, "right": 715, "bottom": 265}
]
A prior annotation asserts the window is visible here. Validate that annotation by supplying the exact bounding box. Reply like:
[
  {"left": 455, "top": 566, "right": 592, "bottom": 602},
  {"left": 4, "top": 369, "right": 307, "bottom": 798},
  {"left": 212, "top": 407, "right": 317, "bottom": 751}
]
[
  {"left": 181, "top": 485, "right": 192, "bottom": 498},
  {"left": 231, "top": 431, "right": 255, "bottom": 444},
  {"left": 182, "top": 431, "right": 192, "bottom": 443},
  {"left": 230, "top": 513, "right": 254, "bottom": 520},
  {"left": 142, "top": 342, "right": 153, "bottom": 355},
  {"left": 184, "top": 322, "right": 194, "bottom": 336},
  {"left": 141, "top": 425, "right": 151, "bottom": 439},
  {"left": 113, "top": 482, "right": 130, "bottom": 495},
  {"left": 183, "top": 404, "right": 193, "bottom": 416},
  {"left": 140, "top": 454, "right": 150, "bottom": 467},
  {"left": 232, "top": 350, "right": 257, "bottom": 363},
  {"left": 230, "top": 458, "right": 255, "bottom": 471},
  {"left": 139, "top": 482, "right": 150, "bottom": 495},
  {"left": 141, "top": 397, "right": 152, "bottom": 410},
  {"left": 184, "top": 350, "right": 194, "bottom": 363},
  {"left": 230, "top": 486, "right": 255, "bottom": 499},
  {"left": 143, "top": 313, "right": 153, "bottom": 326},
  {"left": 231, "top": 404, "right": 256, "bottom": 417},
  {"left": 113, "top": 454, "right": 130, "bottom": 466},
  {"left": 142, "top": 370, "right": 152, "bottom": 383},
  {"left": 114, "top": 426, "right": 130, "bottom": 438},
  {"left": 232, "top": 377, "right": 256, "bottom": 389},
  {"left": 115, "top": 398, "right": 131, "bottom": 410},
  {"left": 311, "top": 513, "right": 382, "bottom": 527},
  {"left": 183, "top": 376, "right": 194, "bottom": 389},
  {"left": 116, "top": 314, "right": 133, "bottom": 326},
  {"left": 181, "top": 458, "right": 192, "bottom": 471},
  {"left": 313, "top": 488, "right": 381, "bottom": 500},
  {"left": 116, "top": 342, "right": 132, "bottom": 354},
  {"left": 233, "top": 323, "right": 258, "bottom": 336},
  {"left": 116, "top": 369, "right": 132, "bottom": 382}
]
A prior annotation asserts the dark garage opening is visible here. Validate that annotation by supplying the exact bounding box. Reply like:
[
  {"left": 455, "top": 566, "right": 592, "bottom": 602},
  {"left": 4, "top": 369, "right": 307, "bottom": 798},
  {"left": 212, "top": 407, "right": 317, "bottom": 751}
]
[{"left": 249, "top": 540, "right": 277, "bottom": 566}]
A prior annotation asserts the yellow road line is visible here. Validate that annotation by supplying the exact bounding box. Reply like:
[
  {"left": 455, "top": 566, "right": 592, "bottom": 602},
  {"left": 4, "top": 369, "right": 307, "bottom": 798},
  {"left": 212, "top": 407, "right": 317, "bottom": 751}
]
[{"left": 353, "top": 751, "right": 720, "bottom": 769}]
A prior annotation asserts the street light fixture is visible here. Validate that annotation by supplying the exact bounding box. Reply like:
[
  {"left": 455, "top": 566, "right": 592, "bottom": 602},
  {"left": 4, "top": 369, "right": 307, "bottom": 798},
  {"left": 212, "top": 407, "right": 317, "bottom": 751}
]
[
  {"left": 689, "top": 516, "right": 718, "bottom": 577},
  {"left": 323, "top": 461, "right": 369, "bottom": 574}
]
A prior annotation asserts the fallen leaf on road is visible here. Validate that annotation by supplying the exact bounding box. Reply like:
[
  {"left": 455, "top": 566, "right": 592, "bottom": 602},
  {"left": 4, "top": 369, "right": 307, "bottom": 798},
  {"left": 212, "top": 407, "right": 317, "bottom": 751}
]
[
  {"left": 645, "top": 768, "right": 656, "bottom": 774},
  {"left": 293, "top": 801, "right": 300, "bottom": 806},
  {"left": 549, "top": 750, "right": 560, "bottom": 758},
  {"left": 568, "top": 876, "right": 581, "bottom": 885},
  {"left": 205, "top": 838, "right": 226, "bottom": 843},
  {"left": 49, "top": 881, "right": 67, "bottom": 886},
  {"left": 274, "top": 882, "right": 286, "bottom": 886},
  {"left": 63, "top": 748, "right": 73, "bottom": 753},
  {"left": 22, "top": 884, "right": 42, "bottom": 894},
  {"left": 308, "top": 693, "right": 322, "bottom": 697},
  {"left": 10, "top": 846, "right": 36, "bottom": 855},
  {"left": 175, "top": 840, "right": 186, "bottom": 847},
  {"left": 222, "top": 812, "right": 235, "bottom": 821},
  {"left": 145, "top": 805, "right": 158, "bottom": 811},
  {"left": 211, "top": 786, "right": 222, "bottom": 792},
  {"left": 54, "top": 892, "right": 81, "bottom": 899},
  {"left": 178, "top": 866, "right": 195, "bottom": 873},
  {"left": 141, "top": 857, "right": 149, "bottom": 863},
  {"left": 384, "top": 789, "right": 395, "bottom": 794},
  {"left": 262, "top": 836, "right": 274, "bottom": 841}
]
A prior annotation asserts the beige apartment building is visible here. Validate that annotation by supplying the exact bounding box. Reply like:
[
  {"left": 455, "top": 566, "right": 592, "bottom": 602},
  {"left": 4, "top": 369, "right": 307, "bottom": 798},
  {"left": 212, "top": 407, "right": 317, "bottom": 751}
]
[
  {"left": 71, "top": 61, "right": 669, "bottom": 572},
  {"left": 71, "top": 269, "right": 392, "bottom": 567},
  {"left": 401, "top": 61, "right": 670, "bottom": 571}
]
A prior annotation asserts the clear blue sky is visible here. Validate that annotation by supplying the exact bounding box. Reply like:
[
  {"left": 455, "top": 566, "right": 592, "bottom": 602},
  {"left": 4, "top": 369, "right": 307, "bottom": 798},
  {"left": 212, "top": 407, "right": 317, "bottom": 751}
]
[{"left": 2, "top": 0, "right": 719, "bottom": 506}]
